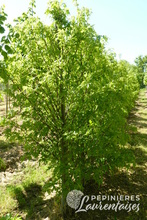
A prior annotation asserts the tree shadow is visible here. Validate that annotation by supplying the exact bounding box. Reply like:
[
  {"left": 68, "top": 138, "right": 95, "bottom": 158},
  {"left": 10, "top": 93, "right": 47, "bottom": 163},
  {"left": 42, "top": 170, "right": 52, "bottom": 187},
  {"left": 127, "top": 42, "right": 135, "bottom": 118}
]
[
  {"left": 66, "top": 172, "right": 146, "bottom": 220},
  {"left": 139, "top": 113, "right": 147, "bottom": 116},
  {"left": 65, "top": 136, "right": 147, "bottom": 219},
  {"left": 133, "top": 132, "right": 147, "bottom": 147},
  {"left": 66, "top": 159, "right": 147, "bottom": 220},
  {"left": 139, "top": 100, "right": 147, "bottom": 104},
  {"left": 0, "top": 140, "right": 23, "bottom": 171},
  {"left": 11, "top": 182, "right": 62, "bottom": 220},
  {"left": 135, "top": 116, "right": 147, "bottom": 122}
]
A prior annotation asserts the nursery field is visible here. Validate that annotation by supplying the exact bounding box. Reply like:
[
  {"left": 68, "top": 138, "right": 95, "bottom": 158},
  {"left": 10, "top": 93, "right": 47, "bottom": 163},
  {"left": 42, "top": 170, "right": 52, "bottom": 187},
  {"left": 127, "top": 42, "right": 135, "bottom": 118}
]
[
  {"left": 0, "top": 1, "right": 147, "bottom": 219},
  {"left": 0, "top": 89, "right": 147, "bottom": 220}
]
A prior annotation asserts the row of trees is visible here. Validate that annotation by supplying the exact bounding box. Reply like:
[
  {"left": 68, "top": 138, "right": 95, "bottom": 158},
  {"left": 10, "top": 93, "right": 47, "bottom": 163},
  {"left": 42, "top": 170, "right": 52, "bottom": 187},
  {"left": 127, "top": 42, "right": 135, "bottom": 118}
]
[
  {"left": 0, "top": 0, "right": 143, "bottom": 216},
  {"left": 135, "top": 55, "right": 147, "bottom": 88}
]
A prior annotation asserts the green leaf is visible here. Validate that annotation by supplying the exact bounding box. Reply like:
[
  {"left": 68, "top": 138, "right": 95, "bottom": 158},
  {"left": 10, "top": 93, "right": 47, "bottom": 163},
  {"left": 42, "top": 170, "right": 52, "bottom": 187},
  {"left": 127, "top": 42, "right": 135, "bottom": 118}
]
[
  {"left": 5, "top": 45, "right": 13, "bottom": 54},
  {"left": 0, "top": 15, "right": 7, "bottom": 22},
  {"left": 15, "top": 33, "right": 20, "bottom": 38},
  {"left": 0, "top": 25, "right": 5, "bottom": 33},
  {"left": 1, "top": 50, "right": 7, "bottom": 59},
  {"left": 1, "top": 36, "right": 6, "bottom": 42}
]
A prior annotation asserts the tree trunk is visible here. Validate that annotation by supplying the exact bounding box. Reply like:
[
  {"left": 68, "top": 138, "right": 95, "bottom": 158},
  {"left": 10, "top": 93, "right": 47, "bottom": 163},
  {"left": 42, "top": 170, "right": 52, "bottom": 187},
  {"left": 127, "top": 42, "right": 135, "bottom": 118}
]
[
  {"left": 60, "top": 72, "right": 68, "bottom": 219},
  {"left": 5, "top": 83, "right": 9, "bottom": 117}
]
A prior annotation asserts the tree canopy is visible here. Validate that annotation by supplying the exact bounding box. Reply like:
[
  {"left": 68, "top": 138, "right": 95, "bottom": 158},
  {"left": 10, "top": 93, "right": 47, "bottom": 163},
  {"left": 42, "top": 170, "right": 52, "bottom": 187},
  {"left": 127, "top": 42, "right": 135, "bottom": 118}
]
[
  {"left": 0, "top": 0, "right": 140, "bottom": 216},
  {"left": 135, "top": 55, "right": 147, "bottom": 88}
]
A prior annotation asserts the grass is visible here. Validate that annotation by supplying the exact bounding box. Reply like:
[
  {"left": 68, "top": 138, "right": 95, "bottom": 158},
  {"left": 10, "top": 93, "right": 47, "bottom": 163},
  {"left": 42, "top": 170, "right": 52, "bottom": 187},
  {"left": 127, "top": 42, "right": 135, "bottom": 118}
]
[
  {"left": 0, "top": 162, "right": 53, "bottom": 218},
  {"left": 0, "top": 213, "right": 22, "bottom": 220},
  {"left": 0, "top": 187, "right": 17, "bottom": 215},
  {"left": 0, "top": 96, "right": 60, "bottom": 220},
  {"left": 0, "top": 157, "right": 6, "bottom": 171}
]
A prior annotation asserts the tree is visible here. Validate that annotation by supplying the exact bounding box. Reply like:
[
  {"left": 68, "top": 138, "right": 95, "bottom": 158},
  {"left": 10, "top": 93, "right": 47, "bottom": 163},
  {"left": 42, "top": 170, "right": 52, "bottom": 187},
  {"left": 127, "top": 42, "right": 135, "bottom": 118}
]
[
  {"left": 0, "top": 6, "right": 13, "bottom": 115},
  {"left": 0, "top": 6, "right": 7, "bottom": 90},
  {"left": 143, "top": 73, "right": 147, "bottom": 88},
  {"left": 135, "top": 55, "right": 147, "bottom": 88},
  {"left": 2, "top": 0, "right": 139, "bottom": 217}
]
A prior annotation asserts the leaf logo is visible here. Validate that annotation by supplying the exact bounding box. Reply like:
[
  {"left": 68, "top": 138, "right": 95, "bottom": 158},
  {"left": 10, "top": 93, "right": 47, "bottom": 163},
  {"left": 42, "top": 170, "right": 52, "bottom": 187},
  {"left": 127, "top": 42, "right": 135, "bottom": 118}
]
[{"left": 66, "top": 190, "right": 84, "bottom": 210}]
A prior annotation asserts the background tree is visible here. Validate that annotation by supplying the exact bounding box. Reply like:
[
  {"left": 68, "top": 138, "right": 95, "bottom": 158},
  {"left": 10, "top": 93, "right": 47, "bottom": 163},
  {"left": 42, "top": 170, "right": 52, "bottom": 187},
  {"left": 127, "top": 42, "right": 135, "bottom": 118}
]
[
  {"left": 0, "top": 6, "right": 7, "bottom": 98},
  {"left": 0, "top": 6, "right": 13, "bottom": 115},
  {"left": 143, "top": 73, "right": 147, "bottom": 88},
  {"left": 135, "top": 55, "right": 147, "bottom": 88}
]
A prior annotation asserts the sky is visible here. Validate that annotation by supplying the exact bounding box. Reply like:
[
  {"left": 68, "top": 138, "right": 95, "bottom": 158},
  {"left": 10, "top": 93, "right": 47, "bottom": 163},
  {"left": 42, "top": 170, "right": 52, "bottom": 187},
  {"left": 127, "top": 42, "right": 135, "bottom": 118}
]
[{"left": 0, "top": 0, "right": 147, "bottom": 64}]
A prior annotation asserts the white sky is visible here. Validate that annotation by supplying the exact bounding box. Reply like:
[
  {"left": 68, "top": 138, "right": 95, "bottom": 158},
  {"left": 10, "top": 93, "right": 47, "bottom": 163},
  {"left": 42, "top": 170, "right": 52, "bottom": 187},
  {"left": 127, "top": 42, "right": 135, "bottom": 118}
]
[{"left": 1, "top": 0, "right": 147, "bottom": 64}]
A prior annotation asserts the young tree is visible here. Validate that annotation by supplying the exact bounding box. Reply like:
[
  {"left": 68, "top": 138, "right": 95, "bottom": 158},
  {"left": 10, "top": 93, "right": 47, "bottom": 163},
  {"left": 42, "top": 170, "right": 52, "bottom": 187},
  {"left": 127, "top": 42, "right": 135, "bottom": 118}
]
[
  {"left": 135, "top": 55, "right": 147, "bottom": 88},
  {"left": 0, "top": 6, "right": 7, "bottom": 92},
  {"left": 0, "top": 6, "right": 13, "bottom": 115},
  {"left": 143, "top": 73, "right": 147, "bottom": 88},
  {"left": 2, "top": 0, "right": 139, "bottom": 216}
]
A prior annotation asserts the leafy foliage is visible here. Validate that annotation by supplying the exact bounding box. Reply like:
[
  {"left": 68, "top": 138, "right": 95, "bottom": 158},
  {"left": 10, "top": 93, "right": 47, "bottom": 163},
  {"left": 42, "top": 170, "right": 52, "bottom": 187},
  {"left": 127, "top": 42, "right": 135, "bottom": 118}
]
[
  {"left": 143, "top": 73, "right": 147, "bottom": 86},
  {"left": 0, "top": 6, "right": 13, "bottom": 96},
  {"left": 0, "top": 6, "right": 12, "bottom": 60},
  {"left": 1, "top": 0, "right": 139, "bottom": 212},
  {"left": 135, "top": 55, "right": 147, "bottom": 88},
  {"left": 0, "top": 213, "right": 22, "bottom": 220}
]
